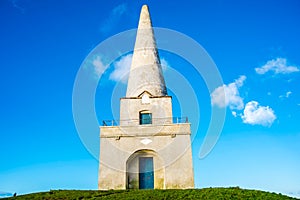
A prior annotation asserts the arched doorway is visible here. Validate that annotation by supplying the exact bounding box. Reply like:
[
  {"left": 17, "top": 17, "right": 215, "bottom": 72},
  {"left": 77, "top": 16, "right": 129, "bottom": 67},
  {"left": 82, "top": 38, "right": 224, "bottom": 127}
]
[{"left": 126, "top": 149, "right": 164, "bottom": 189}]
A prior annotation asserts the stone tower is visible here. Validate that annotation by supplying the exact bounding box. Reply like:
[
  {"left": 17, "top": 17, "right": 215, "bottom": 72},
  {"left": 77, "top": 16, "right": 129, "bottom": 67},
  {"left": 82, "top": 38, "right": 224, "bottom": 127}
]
[{"left": 98, "top": 5, "right": 194, "bottom": 189}]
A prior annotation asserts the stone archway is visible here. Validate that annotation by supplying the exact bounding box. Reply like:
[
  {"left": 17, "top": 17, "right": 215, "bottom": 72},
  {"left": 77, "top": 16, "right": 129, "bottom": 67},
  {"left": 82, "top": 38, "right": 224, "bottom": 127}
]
[{"left": 126, "top": 149, "right": 165, "bottom": 189}]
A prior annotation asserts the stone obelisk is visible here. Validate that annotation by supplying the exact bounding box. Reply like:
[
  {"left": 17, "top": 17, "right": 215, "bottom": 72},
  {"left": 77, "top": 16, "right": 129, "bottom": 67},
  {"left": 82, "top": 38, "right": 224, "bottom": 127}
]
[
  {"left": 126, "top": 5, "right": 167, "bottom": 97},
  {"left": 98, "top": 5, "right": 194, "bottom": 190}
]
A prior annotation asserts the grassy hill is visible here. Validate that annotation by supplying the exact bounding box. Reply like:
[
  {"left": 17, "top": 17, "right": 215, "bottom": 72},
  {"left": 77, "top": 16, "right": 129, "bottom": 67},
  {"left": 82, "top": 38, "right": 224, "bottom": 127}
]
[{"left": 3, "top": 187, "right": 299, "bottom": 200}]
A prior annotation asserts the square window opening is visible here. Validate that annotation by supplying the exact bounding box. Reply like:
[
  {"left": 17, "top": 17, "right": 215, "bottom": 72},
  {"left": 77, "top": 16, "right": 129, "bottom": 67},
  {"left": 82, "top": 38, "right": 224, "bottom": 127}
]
[{"left": 140, "top": 112, "right": 152, "bottom": 125}]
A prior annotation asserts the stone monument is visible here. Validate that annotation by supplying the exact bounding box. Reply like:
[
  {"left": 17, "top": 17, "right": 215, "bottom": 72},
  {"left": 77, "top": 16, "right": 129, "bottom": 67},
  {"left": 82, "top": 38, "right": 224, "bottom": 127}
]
[{"left": 98, "top": 5, "right": 194, "bottom": 189}]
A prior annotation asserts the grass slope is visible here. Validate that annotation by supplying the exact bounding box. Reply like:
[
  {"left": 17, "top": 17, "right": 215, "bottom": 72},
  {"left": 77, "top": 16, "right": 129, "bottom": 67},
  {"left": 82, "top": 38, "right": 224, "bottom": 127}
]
[{"left": 4, "top": 187, "right": 299, "bottom": 200}]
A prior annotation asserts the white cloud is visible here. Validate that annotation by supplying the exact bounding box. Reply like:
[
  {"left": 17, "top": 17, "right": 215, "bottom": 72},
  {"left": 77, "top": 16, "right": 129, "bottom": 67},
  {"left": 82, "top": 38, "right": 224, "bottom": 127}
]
[
  {"left": 100, "top": 3, "right": 128, "bottom": 34},
  {"left": 109, "top": 55, "right": 169, "bottom": 83},
  {"left": 92, "top": 56, "right": 107, "bottom": 77},
  {"left": 232, "top": 111, "right": 237, "bottom": 117},
  {"left": 241, "top": 101, "right": 276, "bottom": 126},
  {"left": 211, "top": 75, "right": 246, "bottom": 110},
  {"left": 255, "top": 58, "right": 299, "bottom": 75},
  {"left": 109, "top": 54, "right": 132, "bottom": 83},
  {"left": 286, "top": 91, "right": 292, "bottom": 98},
  {"left": 279, "top": 91, "right": 292, "bottom": 99},
  {"left": 160, "top": 58, "right": 170, "bottom": 71},
  {"left": 211, "top": 76, "right": 277, "bottom": 127}
]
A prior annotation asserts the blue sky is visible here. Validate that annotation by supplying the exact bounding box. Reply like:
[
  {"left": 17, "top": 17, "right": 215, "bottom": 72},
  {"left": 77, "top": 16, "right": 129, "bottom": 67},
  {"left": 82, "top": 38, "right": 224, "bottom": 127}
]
[{"left": 1, "top": 0, "right": 300, "bottom": 197}]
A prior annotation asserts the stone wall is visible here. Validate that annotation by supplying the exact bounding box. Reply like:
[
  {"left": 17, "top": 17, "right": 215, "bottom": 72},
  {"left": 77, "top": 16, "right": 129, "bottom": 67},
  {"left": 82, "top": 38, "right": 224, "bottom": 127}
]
[{"left": 98, "top": 124, "right": 194, "bottom": 189}]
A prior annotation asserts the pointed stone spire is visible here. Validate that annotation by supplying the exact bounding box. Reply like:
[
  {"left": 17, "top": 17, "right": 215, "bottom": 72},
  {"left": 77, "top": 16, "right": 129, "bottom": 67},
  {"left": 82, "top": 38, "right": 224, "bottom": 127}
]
[{"left": 126, "top": 5, "right": 167, "bottom": 97}]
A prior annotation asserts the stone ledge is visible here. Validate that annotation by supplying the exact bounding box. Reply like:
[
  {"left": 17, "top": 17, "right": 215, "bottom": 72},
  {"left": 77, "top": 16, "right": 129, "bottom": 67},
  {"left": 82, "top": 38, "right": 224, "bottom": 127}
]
[{"left": 100, "top": 123, "right": 191, "bottom": 138}]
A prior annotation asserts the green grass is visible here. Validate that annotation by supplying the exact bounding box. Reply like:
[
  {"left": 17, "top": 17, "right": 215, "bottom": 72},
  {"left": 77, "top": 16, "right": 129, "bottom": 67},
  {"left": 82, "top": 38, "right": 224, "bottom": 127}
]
[{"left": 3, "top": 187, "right": 299, "bottom": 200}]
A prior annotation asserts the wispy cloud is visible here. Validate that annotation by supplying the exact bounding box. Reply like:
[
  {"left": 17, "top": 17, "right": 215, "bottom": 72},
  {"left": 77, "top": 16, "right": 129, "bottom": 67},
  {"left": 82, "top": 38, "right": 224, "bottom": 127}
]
[
  {"left": 109, "top": 54, "right": 132, "bottom": 83},
  {"left": 279, "top": 91, "right": 292, "bottom": 99},
  {"left": 232, "top": 111, "right": 237, "bottom": 117},
  {"left": 9, "top": 0, "right": 25, "bottom": 13},
  {"left": 160, "top": 58, "right": 170, "bottom": 71},
  {"left": 241, "top": 101, "right": 276, "bottom": 126},
  {"left": 108, "top": 55, "right": 170, "bottom": 84},
  {"left": 92, "top": 56, "right": 107, "bottom": 77},
  {"left": 100, "top": 3, "right": 128, "bottom": 34},
  {"left": 211, "top": 75, "right": 246, "bottom": 110},
  {"left": 255, "top": 58, "right": 299, "bottom": 75},
  {"left": 286, "top": 91, "right": 292, "bottom": 98}
]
